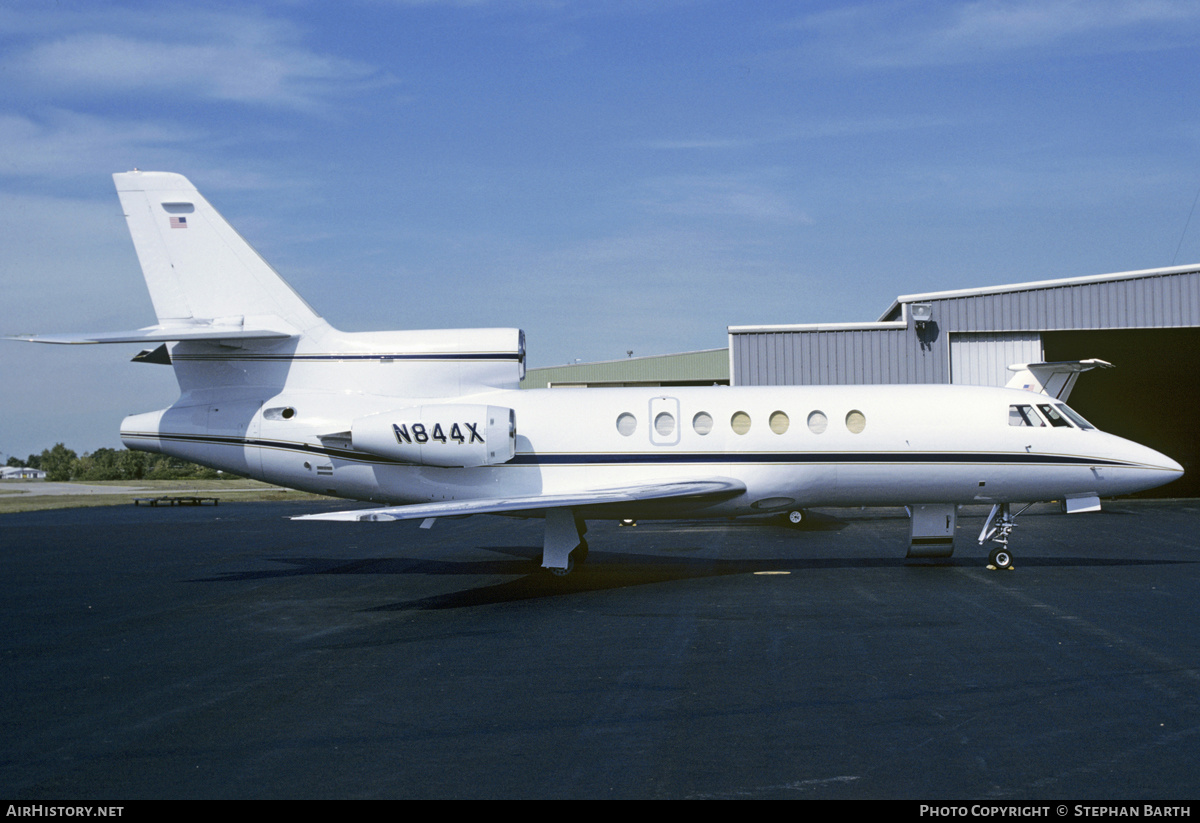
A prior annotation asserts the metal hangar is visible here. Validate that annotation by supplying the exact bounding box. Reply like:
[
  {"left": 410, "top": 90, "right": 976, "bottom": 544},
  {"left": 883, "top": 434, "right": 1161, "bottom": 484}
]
[
  {"left": 729, "top": 263, "right": 1200, "bottom": 496},
  {"left": 521, "top": 348, "right": 729, "bottom": 389}
]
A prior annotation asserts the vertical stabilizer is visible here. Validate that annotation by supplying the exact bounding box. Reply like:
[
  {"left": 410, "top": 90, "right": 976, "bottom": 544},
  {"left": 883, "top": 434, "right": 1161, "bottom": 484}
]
[
  {"left": 1005, "top": 359, "right": 1114, "bottom": 401},
  {"left": 113, "top": 171, "right": 323, "bottom": 334}
]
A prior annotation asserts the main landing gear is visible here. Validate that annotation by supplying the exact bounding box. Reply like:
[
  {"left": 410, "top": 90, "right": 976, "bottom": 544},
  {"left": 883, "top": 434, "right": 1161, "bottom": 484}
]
[
  {"left": 977, "top": 503, "right": 1032, "bottom": 570},
  {"left": 542, "top": 508, "right": 589, "bottom": 577}
]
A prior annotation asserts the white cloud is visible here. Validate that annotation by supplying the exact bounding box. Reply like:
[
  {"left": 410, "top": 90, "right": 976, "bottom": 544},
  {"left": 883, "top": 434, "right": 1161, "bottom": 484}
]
[
  {"left": 637, "top": 173, "right": 813, "bottom": 224},
  {"left": 645, "top": 115, "right": 954, "bottom": 154},
  {"left": 0, "top": 191, "right": 150, "bottom": 332},
  {"left": 788, "top": 0, "right": 1200, "bottom": 69},
  {"left": 0, "top": 111, "right": 200, "bottom": 179},
  {"left": 7, "top": 7, "right": 385, "bottom": 111}
]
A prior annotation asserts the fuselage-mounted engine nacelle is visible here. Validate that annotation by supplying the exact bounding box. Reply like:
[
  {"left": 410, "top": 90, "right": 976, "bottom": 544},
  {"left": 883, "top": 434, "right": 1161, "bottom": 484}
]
[{"left": 352, "top": 404, "right": 516, "bottom": 468}]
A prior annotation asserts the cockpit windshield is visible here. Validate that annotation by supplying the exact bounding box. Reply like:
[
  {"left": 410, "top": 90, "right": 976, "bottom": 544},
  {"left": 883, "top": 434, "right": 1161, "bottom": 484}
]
[
  {"left": 1008, "top": 404, "right": 1044, "bottom": 427},
  {"left": 1037, "top": 404, "right": 1073, "bottom": 428},
  {"left": 1009, "top": 401, "right": 1097, "bottom": 430},
  {"left": 1012, "top": 400, "right": 1099, "bottom": 431},
  {"left": 1055, "top": 403, "right": 1096, "bottom": 430}
]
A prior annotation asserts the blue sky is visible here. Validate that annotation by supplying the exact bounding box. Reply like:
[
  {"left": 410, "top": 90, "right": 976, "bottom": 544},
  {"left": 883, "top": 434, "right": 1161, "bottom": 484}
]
[{"left": 4, "top": 0, "right": 1200, "bottom": 459}]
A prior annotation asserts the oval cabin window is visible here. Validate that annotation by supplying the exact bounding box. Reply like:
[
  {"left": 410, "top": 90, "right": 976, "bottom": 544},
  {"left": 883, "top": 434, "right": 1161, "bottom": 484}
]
[
  {"left": 616, "top": 413, "right": 637, "bottom": 436},
  {"left": 731, "top": 411, "right": 752, "bottom": 435},
  {"left": 654, "top": 411, "right": 676, "bottom": 437}
]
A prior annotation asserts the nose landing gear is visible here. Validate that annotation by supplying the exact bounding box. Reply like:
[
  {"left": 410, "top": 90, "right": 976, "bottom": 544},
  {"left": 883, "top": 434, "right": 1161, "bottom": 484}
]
[{"left": 978, "top": 503, "right": 1032, "bottom": 570}]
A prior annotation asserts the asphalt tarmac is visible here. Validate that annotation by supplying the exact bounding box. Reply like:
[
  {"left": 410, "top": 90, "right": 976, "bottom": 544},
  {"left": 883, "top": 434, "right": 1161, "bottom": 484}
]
[{"left": 2, "top": 499, "right": 1199, "bottom": 800}]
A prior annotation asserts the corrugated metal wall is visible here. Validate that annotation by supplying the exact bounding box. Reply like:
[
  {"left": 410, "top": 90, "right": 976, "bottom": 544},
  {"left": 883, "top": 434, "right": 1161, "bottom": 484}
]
[
  {"left": 732, "top": 268, "right": 1200, "bottom": 386},
  {"left": 732, "top": 327, "right": 947, "bottom": 386},
  {"left": 930, "top": 270, "right": 1200, "bottom": 332},
  {"left": 949, "top": 332, "right": 1044, "bottom": 387},
  {"left": 522, "top": 348, "right": 729, "bottom": 388}
]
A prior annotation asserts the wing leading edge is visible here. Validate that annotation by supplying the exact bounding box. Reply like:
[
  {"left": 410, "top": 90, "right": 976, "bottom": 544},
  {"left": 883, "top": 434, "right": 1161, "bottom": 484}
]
[{"left": 292, "top": 478, "right": 748, "bottom": 522}]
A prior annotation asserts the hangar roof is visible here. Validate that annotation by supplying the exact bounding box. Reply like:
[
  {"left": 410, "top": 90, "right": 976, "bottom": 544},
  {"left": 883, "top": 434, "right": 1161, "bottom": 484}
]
[
  {"left": 877, "top": 262, "right": 1200, "bottom": 323},
  {"left": 726, "top": 263, "right": 1200, "bottom": 335}
]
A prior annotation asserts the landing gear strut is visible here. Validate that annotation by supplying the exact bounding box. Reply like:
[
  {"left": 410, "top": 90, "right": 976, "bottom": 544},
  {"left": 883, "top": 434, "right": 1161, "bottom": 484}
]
[
  {"left": 978, "top": 503, "right": 1031, "bottom": 570},
  {"left": 542, "top": 508, "right": 588, "bottom": 577}
]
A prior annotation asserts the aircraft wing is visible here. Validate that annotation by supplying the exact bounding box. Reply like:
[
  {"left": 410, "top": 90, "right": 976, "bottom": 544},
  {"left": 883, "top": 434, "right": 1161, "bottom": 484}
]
[{"left": 292, "top": 478, "right": 747, "bottom": 522}]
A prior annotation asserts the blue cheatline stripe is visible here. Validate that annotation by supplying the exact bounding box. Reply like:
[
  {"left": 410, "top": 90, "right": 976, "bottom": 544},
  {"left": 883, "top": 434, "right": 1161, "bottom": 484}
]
[
  {"left": 506, "top": 452, "right": 1130, "bottom": 467},
  {"left": 119, "top": 431, "right": 1140, "bottom": 469}
]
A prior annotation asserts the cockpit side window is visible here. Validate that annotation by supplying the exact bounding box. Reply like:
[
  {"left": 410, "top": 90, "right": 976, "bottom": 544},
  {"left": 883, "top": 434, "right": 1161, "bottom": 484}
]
[
  {"left": 1037, "top": 403, "right": 1073, "bottom": 428},
  {"left": 1008, "top": 404, "right": 1045, "bottom": 427},
  {"left": 1056, "top": 403, "right": 1095, "bottom": 430}
]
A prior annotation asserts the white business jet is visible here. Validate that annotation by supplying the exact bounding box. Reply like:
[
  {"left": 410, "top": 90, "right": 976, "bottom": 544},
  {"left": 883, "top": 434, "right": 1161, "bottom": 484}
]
[{"left": 11, "top": 172, "right": 1184, "bottom": 573}]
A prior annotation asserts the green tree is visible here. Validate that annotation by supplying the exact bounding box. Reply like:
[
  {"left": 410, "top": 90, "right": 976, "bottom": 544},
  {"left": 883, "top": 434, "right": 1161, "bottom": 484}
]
[
  {"left": 117, "top": 449, "right": 147, "bottom": 480},
  {"left": 75, "top": 448, "right": 121, "bottom": 481},
  {"left": 39, "top": 443, "right": 78, "bottom": 481}
]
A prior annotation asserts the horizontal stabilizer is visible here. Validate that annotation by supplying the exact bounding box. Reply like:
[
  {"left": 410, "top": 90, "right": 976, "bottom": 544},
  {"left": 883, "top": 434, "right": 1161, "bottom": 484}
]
[
  {"left": 1005, "top": 359, "right": 1113, "bottom": 401},
  {"left": 292, "top": 478, "right": 747, "bottom": 522},
  {"left": 8, "top": 320, "right": 295, "bottom": 345}
]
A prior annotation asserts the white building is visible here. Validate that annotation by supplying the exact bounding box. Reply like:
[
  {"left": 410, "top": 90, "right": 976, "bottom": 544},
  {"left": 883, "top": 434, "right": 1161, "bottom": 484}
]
[{"left": 1, "top": 466, "right": 47, "bottom": 480}]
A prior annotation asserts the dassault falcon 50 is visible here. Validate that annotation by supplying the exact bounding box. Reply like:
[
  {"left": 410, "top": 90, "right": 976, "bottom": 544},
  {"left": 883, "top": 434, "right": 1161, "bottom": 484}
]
[{"left": 11, "top": 172, "right": 1184, "bottom": 573}]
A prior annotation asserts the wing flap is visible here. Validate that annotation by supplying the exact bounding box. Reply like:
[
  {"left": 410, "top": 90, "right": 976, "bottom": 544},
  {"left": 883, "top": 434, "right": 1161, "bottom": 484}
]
[{"left": 292, "top": 478, "right": 747, "bottom": 522}]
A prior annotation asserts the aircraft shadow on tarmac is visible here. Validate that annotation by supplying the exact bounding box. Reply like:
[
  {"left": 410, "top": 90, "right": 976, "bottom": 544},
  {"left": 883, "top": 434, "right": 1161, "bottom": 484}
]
[{"left": 192, "top": 540, "right": 1195, "bottom": 612}]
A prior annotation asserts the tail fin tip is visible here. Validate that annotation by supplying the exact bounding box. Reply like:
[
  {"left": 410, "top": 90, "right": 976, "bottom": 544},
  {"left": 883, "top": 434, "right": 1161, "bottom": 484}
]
[{"left": 114, "top": 170, "right": 324, "bottom": 334}]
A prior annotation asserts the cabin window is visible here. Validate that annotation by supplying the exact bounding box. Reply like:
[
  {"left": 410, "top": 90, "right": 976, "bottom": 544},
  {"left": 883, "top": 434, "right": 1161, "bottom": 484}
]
[
  {"left": 845, "top": 410, "right": 866, "bottom": 434},
  {"left": 1037, "top": 404, "right": 1073, "bottom": 428},
  {"left": 807, "top": 411, "right": 828, "bottom": 434},
  {"left": 692, "top": 411, "right": 713, "bottom": 435},
  {"left": 769, "top": 411, "right": 790, "bottom": 434},
  {"left": 731, "top": 411, "right": 752, "bottom": 435},
  {"left": 654, "top": 411, "right": 676, "bottom": 438},
  {"left": 1057, "top": 404, "right": 1096, "bottom": 430},
  {"left": 616, "top": 412, "right": 637, "bottom": 436},
  {"left": 1008, "top": 404, "right": 1044, "bottom": 427}
]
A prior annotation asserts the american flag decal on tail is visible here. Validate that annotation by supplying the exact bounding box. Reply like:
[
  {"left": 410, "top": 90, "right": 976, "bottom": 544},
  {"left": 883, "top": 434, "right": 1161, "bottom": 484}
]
[{"left": 170, "top": 216, "right": 187, "bottom": 229}]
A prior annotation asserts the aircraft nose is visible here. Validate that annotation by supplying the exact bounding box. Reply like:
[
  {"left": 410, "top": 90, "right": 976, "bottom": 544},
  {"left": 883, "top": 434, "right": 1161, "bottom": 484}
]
[
  {"left": 1136, "top": 443, "right": 1184, "bottom": 482},
  {"left": 1158, "top": 452, "right": 1184, "bottom": 476},
  {"left": 1104, "top": 437, "right": 1184, "bottom": 496}
]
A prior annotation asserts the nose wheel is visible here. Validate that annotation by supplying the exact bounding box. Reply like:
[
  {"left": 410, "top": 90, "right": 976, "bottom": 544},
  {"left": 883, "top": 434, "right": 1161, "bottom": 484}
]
[{"left": 988, "top": 546, "right": 1013, "bottom": 570}]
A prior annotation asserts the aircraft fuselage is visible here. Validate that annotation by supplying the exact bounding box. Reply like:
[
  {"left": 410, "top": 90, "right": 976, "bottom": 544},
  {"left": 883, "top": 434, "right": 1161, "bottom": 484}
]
[{"left": 120, "top": 382, "right": 1182, "bottom": 519}]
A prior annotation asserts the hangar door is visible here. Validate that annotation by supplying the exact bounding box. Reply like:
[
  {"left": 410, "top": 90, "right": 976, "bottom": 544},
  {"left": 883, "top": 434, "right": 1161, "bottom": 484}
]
[
  {"left": 950, "top": 332, "right": 1043, "bottom": 387},
  {"left": 1044, "top": 328, "right": 1199, "bottom": 497}
]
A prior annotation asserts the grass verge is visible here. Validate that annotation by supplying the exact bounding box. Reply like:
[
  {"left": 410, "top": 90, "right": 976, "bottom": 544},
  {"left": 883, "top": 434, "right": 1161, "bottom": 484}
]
[{"left": 0, "top": 480, "right": 331, "bottom": 514}]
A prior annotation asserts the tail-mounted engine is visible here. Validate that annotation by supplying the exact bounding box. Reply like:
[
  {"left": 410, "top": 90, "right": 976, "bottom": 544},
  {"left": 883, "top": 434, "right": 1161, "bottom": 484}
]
[{"left": 352, "top": 405, "right": 516, "bottom": 467}]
